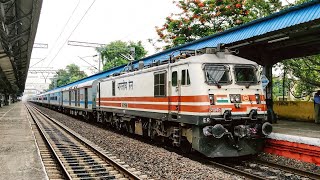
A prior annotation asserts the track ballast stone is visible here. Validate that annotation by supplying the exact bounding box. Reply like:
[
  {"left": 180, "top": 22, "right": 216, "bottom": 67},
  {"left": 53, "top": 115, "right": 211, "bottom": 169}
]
[{"left": 258, "top": 152, "right": 320, "bottom": 174}]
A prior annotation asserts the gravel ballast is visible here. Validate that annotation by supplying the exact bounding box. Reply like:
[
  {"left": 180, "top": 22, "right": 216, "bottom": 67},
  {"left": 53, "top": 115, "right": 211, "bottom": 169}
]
[
  {"left": 258, "top": 152, "right": 320, "bottom": 174},
  {"left": 32, "top": 104, "right": 243, "bottom": 179}
]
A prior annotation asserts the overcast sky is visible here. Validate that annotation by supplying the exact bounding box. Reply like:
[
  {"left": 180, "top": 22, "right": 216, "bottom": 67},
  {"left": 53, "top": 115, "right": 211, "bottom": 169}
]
[
  {"left": 27, "top": 0, "right": 178, "bottom": 90},
  {"left": 26, "top": 0, "right": 293, "bottom": 91}
]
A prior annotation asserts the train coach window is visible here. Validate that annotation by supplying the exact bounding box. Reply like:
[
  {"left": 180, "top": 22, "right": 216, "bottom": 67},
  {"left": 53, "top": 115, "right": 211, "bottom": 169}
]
[
  {"left": 78, "top": 89, "right": 80, "bottom": 106},
  {"left": 181, "top": 69, "right": 191, "bottom": 85},
  {"left": 172, "top": 71, "right": 177, "bottom": 87},
  {"left": 112, "top": 81, "right": 115, "bottom": 96},
  {"left": 75, "top": 90, "right": 77, "bottom": 105},
  {"left": 154, "top": 72, "right": 166, "bottom": 97}
]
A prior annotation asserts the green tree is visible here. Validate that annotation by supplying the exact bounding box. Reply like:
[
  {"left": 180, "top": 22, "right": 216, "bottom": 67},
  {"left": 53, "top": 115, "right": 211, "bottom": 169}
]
[
  {"left": 282, "top": 56, "right": 319, "bottom": 91},
  {"left": 273, "top": 56, "right": 318, "bottom": 101},
  {"left": 49, "top": 64, "right": 87, "bottom": 90},
  {"left": 97, "top": 40, "right": 148, "bottom": 71},
  {"left": 154, "top": 0, "right": 282, "bottom": 49}
]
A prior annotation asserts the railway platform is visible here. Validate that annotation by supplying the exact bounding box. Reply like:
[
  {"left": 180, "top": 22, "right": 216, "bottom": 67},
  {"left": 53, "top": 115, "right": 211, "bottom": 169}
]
[
  {"left": 272, "top": 120, "right": 320, "bottom": 139},
  {"left": 0, "top": 102, "right": 47, "bottom": 179},
  {"left": 265, "top": 120, "right": 320, "bottom": 166}
]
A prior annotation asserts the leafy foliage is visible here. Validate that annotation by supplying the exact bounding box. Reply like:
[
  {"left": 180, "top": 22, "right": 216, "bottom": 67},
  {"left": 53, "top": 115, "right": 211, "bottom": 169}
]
[
  {"left": 272, "top": 77, "right": 289, "bottom": 100},
  {"left": 273, "top": 56, "right": 319, "bottom": 100},
  {"left": 48, "top": 64, "right": 87, "bottom": 90},
  {"left": 282, "top": 56, "right": 319, "bottom": 94},
  {"left": 284, "top": 56, "right": 320, "bottom": 87},
  {"left": 154, "top": 0, "right": 282, "bottom": 49},
  {"left": 98, "top": 41, "right": 148, "bottom": 71}
]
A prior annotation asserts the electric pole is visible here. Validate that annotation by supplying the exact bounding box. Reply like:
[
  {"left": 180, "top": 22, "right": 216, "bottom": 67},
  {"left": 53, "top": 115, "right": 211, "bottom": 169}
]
[{"left": 68, "top": 40, "right": 105, "bottom": 72}]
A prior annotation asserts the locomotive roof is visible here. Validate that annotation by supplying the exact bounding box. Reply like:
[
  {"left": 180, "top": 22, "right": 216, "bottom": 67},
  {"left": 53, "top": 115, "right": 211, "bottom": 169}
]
[
  {"left": 186, "top": 53, "right": 258, "bottom": 65},
  {"left": 38, "top": 53, "right": 258, "bottom": 95}
]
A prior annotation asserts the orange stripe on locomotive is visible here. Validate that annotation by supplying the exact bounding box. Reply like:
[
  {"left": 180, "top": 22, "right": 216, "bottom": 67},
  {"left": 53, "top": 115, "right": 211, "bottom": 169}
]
[
  {"left": 97, "top": 95, "right": 265, "bottom": 103},
  {"left": 97, "top": 95, "right": 266, "bottom": 113}
]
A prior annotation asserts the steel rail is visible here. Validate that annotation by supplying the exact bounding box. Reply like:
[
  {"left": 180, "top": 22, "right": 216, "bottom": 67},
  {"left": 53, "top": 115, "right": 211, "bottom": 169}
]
[
  {"left": 27, "top": 108, "right": 66, "bottom": 179},
  {"left": 256, "top": 160, "right": 320, "bottom": 180},
  {"left": 26, "top": 103, "right": 142, "bottom": 180},
  {"left": 207, "top": 160, "right": 265, "bottom": 180},
  {"left": 26, "top": 104, "right": 72, "bottom": 179}
]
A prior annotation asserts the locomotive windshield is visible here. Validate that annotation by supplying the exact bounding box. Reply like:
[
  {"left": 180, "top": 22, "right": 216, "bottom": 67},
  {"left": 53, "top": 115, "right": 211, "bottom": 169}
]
[
  {"left": 234, "top": 65, "right": 257, "bottom": 84},
  {"left": 204, "top": 64, "right": 230, "bottom": 85}
]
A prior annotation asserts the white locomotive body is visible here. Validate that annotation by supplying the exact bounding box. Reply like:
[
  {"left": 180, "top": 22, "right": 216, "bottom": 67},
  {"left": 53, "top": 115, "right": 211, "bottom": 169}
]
[{"left": 96, "top": 53, "right": 267, "bottom": 121}]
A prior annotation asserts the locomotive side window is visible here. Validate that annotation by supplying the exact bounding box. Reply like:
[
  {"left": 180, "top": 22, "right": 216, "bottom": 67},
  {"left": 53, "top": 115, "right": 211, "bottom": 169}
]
[
  {"left": 187, "top": 70, "right": 190, "bottom": 85},
  {"left": 154, "top": 72, "right": 166, "bottom": 97},
  {"left": 204, "top": 65, "right": 230, "bottom": 85},
  {"left": 112, "top": 81, "right": 115, "bottom": 96},
  {"left": 172, "top": 71, "right": 177, "bottom": 87},
  {"left": 181, "top": 69, "right": 191, "bottom": 85}
]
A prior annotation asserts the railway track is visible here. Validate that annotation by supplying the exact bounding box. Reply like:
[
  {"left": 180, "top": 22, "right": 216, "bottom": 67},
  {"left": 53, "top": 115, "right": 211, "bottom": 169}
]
[
  {"left": 27, "top": 108, "right": 66, "bottom": 179},
  {"left": 209, "top": 158, "right": 320, "bottom": 180},
  {"left": 29, "top": 103, "right": 320, "bottom": 180},
  {"left": 255, "top": 160, "right": 320, "bottom": 179},
  {"left": 26, "top": 103, "right": 145, "bottom": 180}
]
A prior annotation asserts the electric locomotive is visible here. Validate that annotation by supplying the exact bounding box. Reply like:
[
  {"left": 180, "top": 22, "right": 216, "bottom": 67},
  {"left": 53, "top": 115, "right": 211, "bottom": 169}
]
[{"left": 29, "top": 47, "right": 272, "bottom": 157}]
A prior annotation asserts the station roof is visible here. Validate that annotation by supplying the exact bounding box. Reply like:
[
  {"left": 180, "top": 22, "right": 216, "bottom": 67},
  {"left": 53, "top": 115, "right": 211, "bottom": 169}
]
[
  {"left": 53, "top": 0, "right": 320, "bottom": 91},
  {"left": 0, "top": 0, "right": 42, "bottom": 96}
]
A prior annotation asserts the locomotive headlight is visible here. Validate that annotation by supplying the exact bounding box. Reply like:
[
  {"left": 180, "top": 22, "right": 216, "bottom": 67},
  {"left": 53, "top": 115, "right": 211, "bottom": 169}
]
[
  {"left": 262, "top": 122, "right": 272, "bottom": 136},
  {"left": 209, "top": 94, "right": 214, "bottom": 105},
  {"left": 255, "top": 94, "right": 261, "bottom": 104},
  {"left": 230, "top": 94, "right": 241, "bottom": 103},
  {"left": 230, "top": 96, "right": 235, "bottom": 103}
]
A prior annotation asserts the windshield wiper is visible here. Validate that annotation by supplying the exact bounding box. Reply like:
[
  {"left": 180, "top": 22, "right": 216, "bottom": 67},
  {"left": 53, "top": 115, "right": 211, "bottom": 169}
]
[
  {"left": 245, "top": 81, "right": 256, "bottom": 88},
  {"left": 207, "top": 73, "right": 221, "bottom": 88},
  {"left": 212, "top": 80, "right": 221, "bottom": 88}
]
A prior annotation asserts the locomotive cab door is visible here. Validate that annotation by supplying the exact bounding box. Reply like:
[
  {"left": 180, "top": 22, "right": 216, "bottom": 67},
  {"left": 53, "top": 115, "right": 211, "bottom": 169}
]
[{"left": 169, "top": 68, "right": 181, "bottom": 119}]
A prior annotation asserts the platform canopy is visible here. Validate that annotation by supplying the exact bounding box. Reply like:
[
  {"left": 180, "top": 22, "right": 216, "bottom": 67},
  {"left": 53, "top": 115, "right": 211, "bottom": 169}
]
[
  {"left": 0, "top": 0, "right": 42, "bottom": 96},
  {"left": 56, "top": 0, "right": 320, "bottom": 90}
]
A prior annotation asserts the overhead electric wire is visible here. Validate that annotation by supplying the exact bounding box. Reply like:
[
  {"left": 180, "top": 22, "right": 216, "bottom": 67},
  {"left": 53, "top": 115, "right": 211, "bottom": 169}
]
[
  {"left": 30, "top": 0, "right": 81, "bottom": 68},
  {"left": 46, "top": 0, "right": 97, "bottom": 67}
]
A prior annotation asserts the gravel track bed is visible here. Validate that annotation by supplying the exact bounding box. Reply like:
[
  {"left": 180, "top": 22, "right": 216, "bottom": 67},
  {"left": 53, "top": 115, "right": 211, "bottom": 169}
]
[
  {"left": 257, "top": 152, "right": 320, "bottom": 174},
  {"left": 32, "top": 104, "right": 243, "bottom": 180}
]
